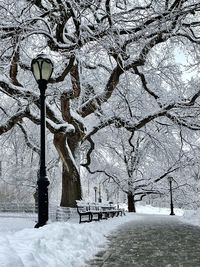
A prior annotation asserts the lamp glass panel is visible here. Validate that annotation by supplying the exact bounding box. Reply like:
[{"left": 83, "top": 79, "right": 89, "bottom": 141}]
[
  {"left": 41, "top": 60, "right": 53, "bottom": 81},
  {"left": 32, "top": 61, "right": 41, "bottom": 81}
]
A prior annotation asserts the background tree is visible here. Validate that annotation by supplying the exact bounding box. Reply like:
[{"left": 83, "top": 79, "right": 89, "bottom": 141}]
[
  {"left": 0, "top": 123, "right": 61, "bottom": 204},
  {"left": 84, "top": 120, "right": 199, "bottom": 211}
]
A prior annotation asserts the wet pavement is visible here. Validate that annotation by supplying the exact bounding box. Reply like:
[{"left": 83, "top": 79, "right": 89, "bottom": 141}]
[{"left": 87, "top": 214, "right": 200, "bottom": 267}]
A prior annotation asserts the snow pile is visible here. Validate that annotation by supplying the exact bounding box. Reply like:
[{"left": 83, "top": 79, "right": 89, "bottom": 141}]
[
  {"left": 181, "top": 208, "right": 200, "bottom": 227},
  {"left": 0, "top": 214, "right": 140, "bottom": 267}
]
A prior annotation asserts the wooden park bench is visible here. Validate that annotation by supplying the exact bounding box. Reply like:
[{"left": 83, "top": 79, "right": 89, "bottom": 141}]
[
  {"left": 76, "top": 201, "right": 125, "bottom": 223},
  {"left": 101, "top": 203, "right": 125, "bottom": 218}
]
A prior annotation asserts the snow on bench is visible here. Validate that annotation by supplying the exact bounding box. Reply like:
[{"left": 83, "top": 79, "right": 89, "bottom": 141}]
[{"left": 76, "top": 201, "right": 125, "bottom": 223}]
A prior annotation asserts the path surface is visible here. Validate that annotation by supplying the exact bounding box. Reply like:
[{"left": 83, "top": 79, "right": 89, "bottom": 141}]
[{"left": 88, "top": 214, "right": 200, "bottom": 267}]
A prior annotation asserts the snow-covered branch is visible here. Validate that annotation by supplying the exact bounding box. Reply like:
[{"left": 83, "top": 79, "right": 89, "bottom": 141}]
[{"left": 0, "top": 107, "right": 30, "bottom": 135}]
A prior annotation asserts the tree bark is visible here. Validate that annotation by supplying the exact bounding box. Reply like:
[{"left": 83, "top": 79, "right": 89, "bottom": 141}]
[
  {"left": 128, "top": 192, "right": 136, "bottom": 212},
  {"left": 53, "top": 132, "right": 82, "bottom": 207},
  {"left": 60, "top": 164, "right": 81, "bottom": 207}
]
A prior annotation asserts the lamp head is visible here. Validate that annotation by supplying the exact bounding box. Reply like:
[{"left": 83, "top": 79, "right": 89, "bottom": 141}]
[
  {"left": 168, "top": 176, "right": 173, "bottom": 183},
  {"left": 31, "top": 54, "right": 53, "bottom": 85}
]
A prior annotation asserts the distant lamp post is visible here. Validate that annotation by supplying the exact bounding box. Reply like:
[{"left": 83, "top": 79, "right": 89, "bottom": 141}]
[
  {"left": 98, "top": 183, "right": 102, "bottom": 203},
  {"left": 105, "top": 189, "right": 109, "bottom": 201},
  {"left": 31, "top": 54, "right": 53, "bottom": 228},
  {"left": 94, "top": 186, "right": 97, "bottom": 202},
  {"left": 168, "top": 176, "right": 175, "bottom": 216}
]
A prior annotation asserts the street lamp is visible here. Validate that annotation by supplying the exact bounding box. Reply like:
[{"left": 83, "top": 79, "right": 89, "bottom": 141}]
[
  {"left": 31, "top": 54, "right": 53, "bottom": 228},
  {"left": 98, "top": 182, "right": 102, "bottom": 203},
  {"left": 168, "top": 176, "right": 175, "bottom": 216},
  {"left": 105, "top": 189, "right": 109, "bottom": 201},
  {"left": 94, "top": 186, "right": 97, "bottom": 202}
]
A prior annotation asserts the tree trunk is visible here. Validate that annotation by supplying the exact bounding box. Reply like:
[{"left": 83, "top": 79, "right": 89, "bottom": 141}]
[
  {"left": 128, "top": 193, "right": 136, "bottom": 212},
  {"left": 60, "top": 164, "right": 81, "bottom": 207},
  {"left": 54, "top": 132, "right": 82, "bottom": 207}
]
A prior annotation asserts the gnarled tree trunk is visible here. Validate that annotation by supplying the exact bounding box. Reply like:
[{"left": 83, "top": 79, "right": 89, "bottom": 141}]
[
  {"left": 54, "top": 132, "right": 82, "bottom": 207},
  {"left": 60, "top": 164, "right": 81, "bottom": 207}
]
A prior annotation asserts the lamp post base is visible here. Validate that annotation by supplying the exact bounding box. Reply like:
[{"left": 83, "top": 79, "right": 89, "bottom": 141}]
[
  {"left": 35, "top": 221, "right": 47, "bottom": 228},
  {"left": 35, "top": 177, "right": 50, "bottom": 228}
]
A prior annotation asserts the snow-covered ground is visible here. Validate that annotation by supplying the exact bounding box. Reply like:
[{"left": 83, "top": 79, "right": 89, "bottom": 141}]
[
  {"left": 180, "top": 208, "right": 200, "bottom": 226},
  {"left": 0, "top": 205, "right": 199, "bottom": 267},
  {"left": 137, "top": 204, "right": 200, "bottom": 227}
]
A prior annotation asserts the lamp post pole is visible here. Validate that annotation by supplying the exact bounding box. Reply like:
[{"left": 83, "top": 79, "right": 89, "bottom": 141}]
[
  {"left": 37, "top": 80, "right": 49, "bottom": 228},
  {"left": 31, "top": 54, "right": 53, "bottom": 228},
  {"left": 98, "top": 182, "right": 102, "bottom": 203},
  {"left": 94, "top": 186, "right": 97, "bottom": 202},
  {"left": 168, "top": 177, "right": 175, "bottom": 216},
  {"left": 105, "top": 189, "right": 109, "bottom": 201}
]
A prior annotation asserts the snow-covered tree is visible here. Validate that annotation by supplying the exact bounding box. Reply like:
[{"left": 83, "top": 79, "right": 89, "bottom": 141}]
[
  {"left": 85, "top": 119, "right": 200, "bottom": 211},
  {"left": 1, "top": 1, "right": 200, "bottom": 207}
]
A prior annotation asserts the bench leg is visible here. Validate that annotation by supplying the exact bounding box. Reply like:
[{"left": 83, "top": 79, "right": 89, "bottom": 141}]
[
  {"left": 98, "top": 213, "right": 102, "bottom": 220},
  {"left": 79, "top": 213, "right": 93, "bottom": 223}
]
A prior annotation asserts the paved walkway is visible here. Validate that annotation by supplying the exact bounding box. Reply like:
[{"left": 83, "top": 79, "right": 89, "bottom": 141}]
[{"left": 88, "top": 214, "right": 200, "bottom": 267}]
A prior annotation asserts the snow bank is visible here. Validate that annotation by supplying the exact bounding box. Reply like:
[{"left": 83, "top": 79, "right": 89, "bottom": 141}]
[{"left": 0, "top": 214, "right": 140, "bottom": 267}]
